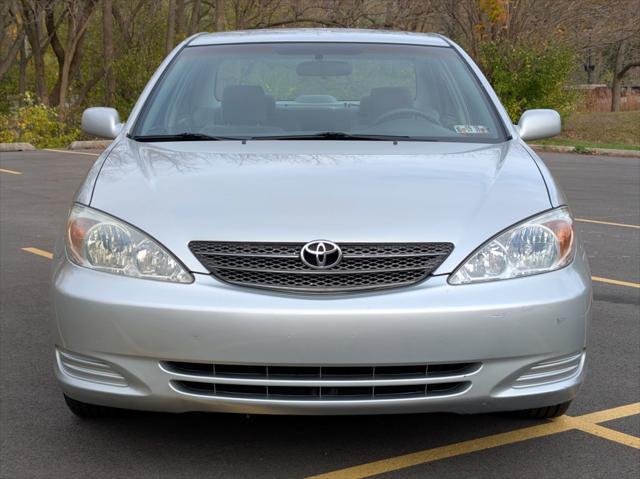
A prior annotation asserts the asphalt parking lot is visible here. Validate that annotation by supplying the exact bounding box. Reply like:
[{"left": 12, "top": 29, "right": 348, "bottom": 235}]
[{"left": 1, "top": 148, "right": 638, "bottom": 478}]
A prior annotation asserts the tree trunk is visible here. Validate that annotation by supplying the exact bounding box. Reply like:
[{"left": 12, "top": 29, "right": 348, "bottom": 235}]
[
  {"left": 611, "top": 39, "right": 626, "bottom": 112},
  {"left": 175, "top": 0, "right": 185, "bottom": 38},
  {"left": 19, "top": 0, "right": 48, "bottom": 104},
  {"left": 50, "top": 1, "right": 97, "bottom": 110},
  {"left": 103, "top": 0, "right": 115, "bottom": 105},
  {"left": 215, "top": 0, "right": 224, "bottom": 32},
  {"left": 18, "top": 36, "right": 26, "bottom": 99},
  {"left": 384, "top": 0, "right": 396, "bottom": 28},
  {"left": 187, "top": 0, "right": 201, "bottom": 35},
  {"left": 0, "top": 30, "right": 24, "bottom": 80},
  {"left": 45, "top": 7, "right": 66, "bottom": 107},
  {"left": 165, "top": 0, "right": 176, "bottom": 55}
]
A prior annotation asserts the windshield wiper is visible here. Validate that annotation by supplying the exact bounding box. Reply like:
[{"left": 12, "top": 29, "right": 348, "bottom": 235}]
[
  {"left": 130, "top": 132, "right": 247, "bottom": 142},
  {"left": 249, "top": 132, "right": 419, "bottom": 141}
]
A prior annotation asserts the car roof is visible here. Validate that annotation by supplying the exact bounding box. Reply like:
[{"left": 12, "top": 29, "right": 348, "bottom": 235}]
[{"left": 189, "top": 28, "right": 450, "bottom": 47}]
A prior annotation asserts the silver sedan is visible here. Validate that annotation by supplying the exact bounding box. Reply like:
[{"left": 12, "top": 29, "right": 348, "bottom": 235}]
[{"left": 52, "top": 29, "right": 591, "bottom": 419}]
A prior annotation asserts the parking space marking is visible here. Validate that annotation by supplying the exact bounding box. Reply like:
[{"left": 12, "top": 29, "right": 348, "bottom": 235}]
[
  {"left": 559, "top": 416, "right": 640, "bottom": 449},
  {"left": 578, "top": 402, "right": 640, "bottom": 423},
  {"left": 0, "top": 167, "right": 22, "bottom": 175},
  {"left": 43, "top": 148, "right": 100, "bottom": 157},
  {"left": 591, "top": 276, "right": 640, "bottom": 289},
  {"left": 307, "top": 403, "right": 640, "bottom": 479},
  {"left": 576, "top": 218, "right": 640, "bottom": 230},
  {"left": 21, "top": 247, "right": 53, "bottom": 259}
]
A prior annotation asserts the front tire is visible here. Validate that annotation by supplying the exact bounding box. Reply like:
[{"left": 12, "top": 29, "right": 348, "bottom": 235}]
[
  {"left": 63, "top": 394, "right": 117, "bottom": 418},
  {"left": 510, "top": 400, "right": 572, "bottom": 419}
]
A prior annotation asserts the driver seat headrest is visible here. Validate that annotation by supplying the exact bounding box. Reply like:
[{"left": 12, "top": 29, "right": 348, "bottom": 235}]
[
  {"left": 359, "top": 87, "right": 413, "bottom": 122},
  {"left": 222, "top": 85, "right": 272, "bottom": 125}
]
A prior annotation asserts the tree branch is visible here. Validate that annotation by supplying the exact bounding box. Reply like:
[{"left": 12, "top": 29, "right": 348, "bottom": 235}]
[{"left": 617, "top": 61, "right": 640, "bottom": 79}]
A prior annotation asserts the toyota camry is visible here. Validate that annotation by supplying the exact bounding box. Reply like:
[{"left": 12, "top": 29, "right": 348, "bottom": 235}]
[{"left": 52, "top": 29, "right": 591, "bottom": 419}]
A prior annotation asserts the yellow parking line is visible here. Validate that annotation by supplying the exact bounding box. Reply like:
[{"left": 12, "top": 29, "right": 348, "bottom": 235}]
[
  {"left": 0, "top": 167, "right": 22, "bottom": 175},
  {"left": 559, "top": 416, "right": 640, "bottom": 449},
  {"left": 43, "top": 148, "right": 100, "bottom": 157},
  {"left": 592, "top": 276, "right": 640, "bottom": 289},
  {"left": 579, "top": 402, "right": 640, "bottom": 423},
  {"left": 576, "top": 218, "right": 640, "bottom": 230},
  {"left": 21, "top": 247, "right": 53, "bottom": 259},
  {"left": 308, "top": 421, "right": 574, "bottom": 479},
  {"left": 307, "top": 402, "right": 640, "bottom": 479}
]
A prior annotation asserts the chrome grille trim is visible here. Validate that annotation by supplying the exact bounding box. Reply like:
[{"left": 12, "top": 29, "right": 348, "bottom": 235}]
[
  {"left": 170, "top": 380, "right": 472, "bottom": 401},
  {"left": 189, "top": 241, "right": 454, "bottom": 293},
  {"left": 162, "top": 362, "right": 479, "bottom": 401}
]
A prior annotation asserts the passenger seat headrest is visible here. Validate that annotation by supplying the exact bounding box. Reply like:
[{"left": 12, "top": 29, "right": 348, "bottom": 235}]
[{"left": 222, "top": 85, "right": 268, "bottom": 125}]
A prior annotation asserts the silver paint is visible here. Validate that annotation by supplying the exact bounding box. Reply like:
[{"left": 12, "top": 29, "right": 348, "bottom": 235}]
[{"left": 53, "top": 29, "right": 591, "bottom": 415}]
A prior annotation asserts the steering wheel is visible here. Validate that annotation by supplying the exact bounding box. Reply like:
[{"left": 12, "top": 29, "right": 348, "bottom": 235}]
[{"left": 373, "top": 108, "right": 441, "bottom": 126}]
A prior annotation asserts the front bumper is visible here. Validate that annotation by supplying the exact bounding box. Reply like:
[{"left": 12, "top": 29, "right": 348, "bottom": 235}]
[{"left": 51, "top": 248, "right": 591, "bottom": 415}]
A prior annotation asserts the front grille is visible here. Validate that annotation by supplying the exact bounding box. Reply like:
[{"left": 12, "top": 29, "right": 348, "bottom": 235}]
[
  {"left": 163, "top": 362, "right": 480, "bottom": 402},
  {"left": 189, "top": 241, "right": 453, "bottom": 293}
]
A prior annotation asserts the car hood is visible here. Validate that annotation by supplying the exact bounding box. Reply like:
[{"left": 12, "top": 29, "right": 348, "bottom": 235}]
[{"left": 89, "top": 138, "right": 551, "bottom": 274}]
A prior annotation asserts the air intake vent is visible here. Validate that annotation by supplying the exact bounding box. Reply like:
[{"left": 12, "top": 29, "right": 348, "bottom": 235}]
[
  {"left": 163, "top": 361, "right": 480, "bottom": 403},
  {"left": 173, "top": 380, "right": 471, "bottom": 401},
  {"left": 163, "top": 362, "right": 480, "bottom": 379}
]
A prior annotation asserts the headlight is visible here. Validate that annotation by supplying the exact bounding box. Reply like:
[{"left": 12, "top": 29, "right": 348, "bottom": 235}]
[
  {"left": 449, "top": 207, "right": 575, "bottom": 285},
  {"left": 66, "top": 204, "right": 193, "bottom": 283}
]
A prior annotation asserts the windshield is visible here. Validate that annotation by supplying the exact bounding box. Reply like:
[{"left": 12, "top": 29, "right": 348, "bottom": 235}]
[{"left": 133, "top": 42, "right": 506, "bottom": 142}]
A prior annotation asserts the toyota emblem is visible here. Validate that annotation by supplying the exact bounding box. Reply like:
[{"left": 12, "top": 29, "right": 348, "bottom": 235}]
[{"left": 300, "top": 240, "right": 342, "bottom": 269}]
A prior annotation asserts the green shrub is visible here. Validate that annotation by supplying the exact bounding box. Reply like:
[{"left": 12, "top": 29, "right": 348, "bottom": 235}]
[
  {"left": 480, "top": 42, "right": 578, "bottom": 122},
  {"left": 573, "top": 145, "right": 593, "bottom": 154},
  {"left": 0, "top": 93, "right": 80, "bottom": 148}
]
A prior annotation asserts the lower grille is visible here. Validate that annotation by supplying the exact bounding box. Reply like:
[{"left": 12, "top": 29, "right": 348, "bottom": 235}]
[
  {"left": 163, "top": 362, "right": 480, "bottom": 379},
  {"left": 163, "top": 362, "right": 480, "bottom": 402},
  {"left": 188, "top": 241, "right": 453, "bottom": 293},
  {"left": 173, "top": 381, "right": 469, "bottom": 400}
]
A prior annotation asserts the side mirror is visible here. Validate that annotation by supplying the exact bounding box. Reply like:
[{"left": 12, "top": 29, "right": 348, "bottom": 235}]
[
  {"left": 516, "top": 109, "right": 561, "bottom": 141},
  {"left": 81, "top": 107, "right": 124, "bottom": 139}
]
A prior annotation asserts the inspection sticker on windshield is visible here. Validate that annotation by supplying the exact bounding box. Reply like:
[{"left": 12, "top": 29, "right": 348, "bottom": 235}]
[{"left": 454, "top": 125, "right": 489, "bottom": 135}]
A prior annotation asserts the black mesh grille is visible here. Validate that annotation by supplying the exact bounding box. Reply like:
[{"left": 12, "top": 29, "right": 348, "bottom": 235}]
[{"left": 189, "top": 241, "right": 453, "bottom": 293}]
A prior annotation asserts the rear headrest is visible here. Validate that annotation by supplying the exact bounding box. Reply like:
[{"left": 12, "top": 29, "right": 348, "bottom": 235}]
[
  {"left": 222, "top": 85, "right": 268, "bottom": 125},
  {"left": 360, "top": 87, "right": 413, "bottom": 120}
]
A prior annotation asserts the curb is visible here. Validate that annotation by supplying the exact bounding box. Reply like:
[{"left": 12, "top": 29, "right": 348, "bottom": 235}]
[
  {"left": 69, "top": 140, "right": 112, "bottom": 150},
  {"left": 531, "top": 144, "right": 640, "bottom": 158},
  {"left": 0, "top": 142, "right": 35, "bottom": 152}
]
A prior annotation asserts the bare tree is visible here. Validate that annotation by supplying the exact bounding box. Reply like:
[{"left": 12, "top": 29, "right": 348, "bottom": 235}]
[
  {"left": 18, "top": 0, "right": 49, "bottom": 103},
  {"left": 165, "top": 0, "right": 176, "bottom": 54},
  {"left": 214, "top": 0, "right": 224, "bottom": 31},
  {"left": 103, "top": 0, "right": 114, "bottom": 105},
  {"left": 46, "top": 0, "right": 99, "bottom": 108},
  {"left": 187, "top": 0, "right": 201, "bottom": 35},
  {"left": 611, "top": 35, "right": 640, "bottom": 111},
  {"left": 0, "top": 1, "right": 25, "bottom": 80},
  {"left": 175, "top": 0, "right": 185, "bottom": 38}
]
